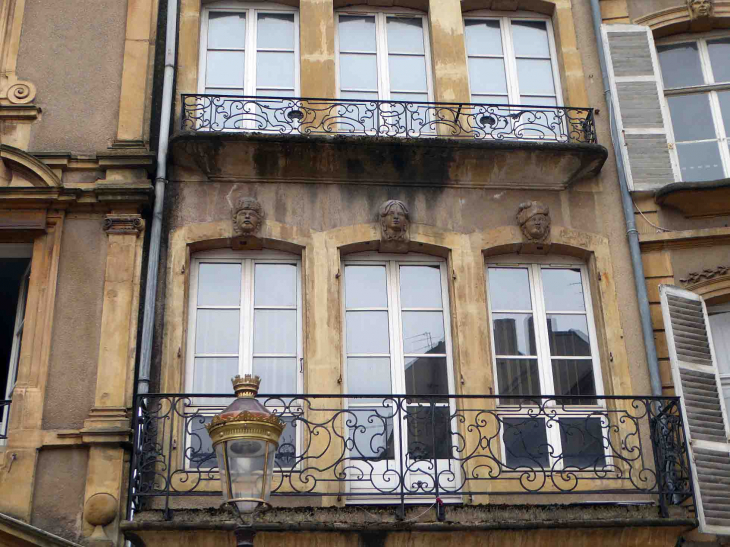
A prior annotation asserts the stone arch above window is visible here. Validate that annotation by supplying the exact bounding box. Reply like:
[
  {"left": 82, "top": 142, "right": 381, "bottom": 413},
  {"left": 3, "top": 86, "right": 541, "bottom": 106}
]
[{"left": 0, "top": 145, "right": 61, "bottom": 188}]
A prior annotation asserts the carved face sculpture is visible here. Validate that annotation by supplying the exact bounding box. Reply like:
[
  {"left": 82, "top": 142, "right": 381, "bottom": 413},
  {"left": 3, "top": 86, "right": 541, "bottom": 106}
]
[
  {"left": 517, "top": 201, "right": 551, "bottom": 243},
  {"left": 232, "top": 197, "right": 263, "bottom": 236},
  {"left": 379, "top": 200, "right": 410, "bottom": 241},
  {"left": 689, "top": 0, "right": 712, "bottom": 18}
]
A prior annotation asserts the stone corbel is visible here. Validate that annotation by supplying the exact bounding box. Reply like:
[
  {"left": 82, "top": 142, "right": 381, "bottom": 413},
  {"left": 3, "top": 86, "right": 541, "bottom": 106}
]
[
  {"left": 103, "top": 214, "right": 145, "bottom": 236},
  {"left": 1, "top": 77, "right": 36, "bottom": 105}
]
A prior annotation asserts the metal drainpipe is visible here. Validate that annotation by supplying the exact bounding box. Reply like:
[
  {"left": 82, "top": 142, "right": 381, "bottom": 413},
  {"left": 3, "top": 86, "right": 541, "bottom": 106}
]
[
  {"left": 137, "top": 0, "right": 178, "bottom": 395},
  {"left": 588, "top": 0, "right": 663, "bottom": 397}
]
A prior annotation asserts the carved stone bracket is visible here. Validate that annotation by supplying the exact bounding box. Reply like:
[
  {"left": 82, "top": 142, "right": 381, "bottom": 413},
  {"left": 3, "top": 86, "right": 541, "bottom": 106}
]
[
  {"left": 687, "top": 0, "right": 714, "bottom": 20},
  {"left": 680, "top": 265, "right": 729, "bottom": 285},
  {"left": 103, "top": 214, "right": 144, "bottom": 236},
  {"left": 517, "top": 200, "right": 551, "bottom": 244},
  {"left": 3, "top": 78, "right": 36, "bottom": 104},
  {"left": 379, "top": 199, "right": 410, "bottom": 253}
]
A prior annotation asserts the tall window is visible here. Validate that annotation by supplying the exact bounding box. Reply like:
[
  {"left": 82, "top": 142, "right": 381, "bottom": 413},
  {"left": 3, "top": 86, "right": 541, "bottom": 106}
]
[
  {"left": 485, "top": 257, "right": 606, "bottom": 469},
  {"left": 336, "top": 10, "right": 433, "bottom": 104},
  {"left": 709, "top": 302, "right": 730, "bottom": 425},
  {"left": 463, "top": 14, "right": 561, "bottom": 108},
  {"left": 657, "top": 34, "right": 730, "bottom": 182},
  {"left": 199, "top": 3, "right": 299, "bottom": 97},
  {"left": 342, "top": 254, "right": 456, "bottom": 492},
  {"left": 1, "top": 244, "right": 31, "bottom": 441}
]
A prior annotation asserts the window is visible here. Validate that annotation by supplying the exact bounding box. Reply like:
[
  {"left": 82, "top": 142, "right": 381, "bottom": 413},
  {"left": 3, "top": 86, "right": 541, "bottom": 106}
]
[
  {"left": 336, "top": 10, "right": 433, "bottom": 104},
  {"left": 0, "top": 244, "right": 31, "bottom": 441},
  {"left": 463, "top": 14, "right": 561, "bottom": 108},
  {"left": 199, "top": 2, "right": 299, "bottom": 98},
  {"left": 485, "top": 257, "right": 606, "bottom": 470},
  {"left": 342, "top": 253, "right": 457, "bottom": 493},
  {"left": 657, "top": 34, "right": 730, "bottom": 182},
  {"left": 709, "top": 302, "right": 730, "bottom": 425},
  {"left": 185, "top": 249, "right": 301, "bottom": 469}
]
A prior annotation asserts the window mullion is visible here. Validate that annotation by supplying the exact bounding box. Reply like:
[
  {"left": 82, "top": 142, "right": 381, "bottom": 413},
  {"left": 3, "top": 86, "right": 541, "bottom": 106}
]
[
  {"left": 698, "top": 38, "right": 715, "bottom": 84},
  {"left": 245, "top": 9, "right": 256, "bottom": 96},
  {"left": 530, "top": 265, "right": 553, "bottom": 397},
  {"left": 241, "top": 259, "right": 254, "bottom": 375},
  {"left": 377, "top": 13, "right": 390, "bottom": 101},
  {"left": 501, "top": 17, "right": 520, "bottom": 105},
  {"left": 388, "top": 261, "right": 404, "bottom": 395}
]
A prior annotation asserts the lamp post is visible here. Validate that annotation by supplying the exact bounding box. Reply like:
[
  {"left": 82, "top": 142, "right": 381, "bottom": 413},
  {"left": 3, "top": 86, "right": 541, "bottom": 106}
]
[{"left": 206, "top": 375, "right": 284, "bottom": 547}]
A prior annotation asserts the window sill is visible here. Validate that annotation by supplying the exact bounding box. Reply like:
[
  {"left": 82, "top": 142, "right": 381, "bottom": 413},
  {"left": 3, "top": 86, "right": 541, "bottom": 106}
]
[{"left": 654, "top": 177, "right": 730, "bottom": 218}]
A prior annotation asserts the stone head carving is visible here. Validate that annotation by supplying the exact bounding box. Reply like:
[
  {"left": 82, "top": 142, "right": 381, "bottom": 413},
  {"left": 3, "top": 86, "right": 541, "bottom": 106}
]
[
  {"left": 380, "top": 200, "right": 410, "bottom": 242},
  {"left": 232, "top": 197, "right": 263, "bottom": 236},
  {"left": 687, "top": 0, "right": 713, "bottom": 19},
  {"left": 517, "top": 201, "right": 551, "bottom": 243}
]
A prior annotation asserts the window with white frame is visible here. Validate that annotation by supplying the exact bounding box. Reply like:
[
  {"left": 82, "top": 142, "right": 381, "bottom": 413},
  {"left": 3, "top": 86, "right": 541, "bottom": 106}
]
[
  {"left": 463, "top": 13, "right": 561, "bottom": 108},
  {"left": 709, "top": 302, "right": 730, "bottom": 426},
  {"left": 485, "top": 257, "right": 607, "bottom": 470},
  {"left": 657, "top": 33, "right": 730, "bottom": 182},
  {"left": 342, "top": 254, "right": 456, "bottom": 480},
  {"left": 185, "top": 249, "right": 301, "bottom": 469},
  {"left": 199, "top": 2, "right": 299, "bottom": 98},
  {"left": 336, "top": 9, "right": 433, "bottom": 104}
]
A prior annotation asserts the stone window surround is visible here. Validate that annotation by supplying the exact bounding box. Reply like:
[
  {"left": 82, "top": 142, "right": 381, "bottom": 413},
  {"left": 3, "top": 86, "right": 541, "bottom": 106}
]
[{"left": 176, "top": 0, "right": 590, "bottom": 125}]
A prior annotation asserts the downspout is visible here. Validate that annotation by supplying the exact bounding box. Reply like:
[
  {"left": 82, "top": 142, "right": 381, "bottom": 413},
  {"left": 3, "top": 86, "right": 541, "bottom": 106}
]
[
  {"left": 588, "top": 0, "right": 663, "bottom": 397},
  {"left": 137, "top": 0, "right": 178, "bottom": 395}
]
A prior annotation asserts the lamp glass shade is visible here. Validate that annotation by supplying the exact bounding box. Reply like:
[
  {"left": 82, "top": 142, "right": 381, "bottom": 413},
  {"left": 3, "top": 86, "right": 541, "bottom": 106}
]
[{"left": 216, "top": 438, "right": 277, "bottom": 514}]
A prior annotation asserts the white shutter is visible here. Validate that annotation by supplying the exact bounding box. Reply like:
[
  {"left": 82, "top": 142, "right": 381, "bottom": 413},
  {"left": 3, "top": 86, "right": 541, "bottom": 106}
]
[
  {"left": 660, "top": 285, "right": 730, "bottom": 534},
  {"left": 601, "top": 24, "right": 679, "bottom": 191}
]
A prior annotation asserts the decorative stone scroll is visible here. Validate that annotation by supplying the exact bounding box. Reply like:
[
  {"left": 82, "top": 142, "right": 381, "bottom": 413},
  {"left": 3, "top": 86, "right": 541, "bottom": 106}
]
[
  {"left": 687, "top": 0, "right": 713, "bottom": 19},
  {"left": 517, "top": 200, "right": 551, "bottom": 244},
  {"left": 103, "top": 214, "right": 144, "bottom": 236},
  {"left": 680, "top": 265, "right": 729, "bottom": 285},
  {"left": 379, "top": 199, "right": 410, "bottom": 253},
  {"left": 232, "top": 196, "right": 263, "bottom": 236}
]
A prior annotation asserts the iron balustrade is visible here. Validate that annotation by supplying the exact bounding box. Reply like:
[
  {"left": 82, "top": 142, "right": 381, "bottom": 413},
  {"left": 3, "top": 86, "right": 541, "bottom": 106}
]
[
  {"left": 128, "top": 394, "right": 691, "bottom": 520},
  {"left": 180, "top": 95, "right": 597, "bottom": 144}
]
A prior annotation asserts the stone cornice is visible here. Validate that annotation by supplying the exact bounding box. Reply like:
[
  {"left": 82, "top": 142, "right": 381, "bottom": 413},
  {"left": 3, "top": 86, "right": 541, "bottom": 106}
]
[{"left": 638, "top": 227, "right": 730, "bottom": 251}]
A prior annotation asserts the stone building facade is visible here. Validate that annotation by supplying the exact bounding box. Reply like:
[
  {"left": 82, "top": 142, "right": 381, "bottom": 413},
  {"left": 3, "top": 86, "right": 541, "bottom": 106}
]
[{"left": 0, "top": 0, "right": 729, "bottom": 545}]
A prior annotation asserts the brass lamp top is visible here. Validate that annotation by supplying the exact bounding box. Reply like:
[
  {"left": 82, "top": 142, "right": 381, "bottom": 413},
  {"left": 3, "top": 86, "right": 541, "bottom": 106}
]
[{"left": 205, "top": 375, "right": 285, "bottom": 446}]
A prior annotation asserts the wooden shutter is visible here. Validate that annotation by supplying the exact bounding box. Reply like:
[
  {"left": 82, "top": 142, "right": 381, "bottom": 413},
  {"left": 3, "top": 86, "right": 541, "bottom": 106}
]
[
  {"left": 601, "top": 24, "right": 679, "bottom": 191},
  {"left": 660, "top": 285, "right": 730, "bottom": 534}
]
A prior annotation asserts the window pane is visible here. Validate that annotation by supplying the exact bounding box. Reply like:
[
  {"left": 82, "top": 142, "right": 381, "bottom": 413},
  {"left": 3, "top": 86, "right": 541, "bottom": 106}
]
[
  {"left": 559, "top": 418, "right": 606, "bottom": 469},
  {"left": 667, "top": 94, "right": 717, "bottom": 142},
  {"left": 503, "top": 417, "right": 549, "bottom": 468},
  {"left": 676, "top": 141, "right": 725, "bottom": 182},
  {"left": 348, "top": 408, "right": 395, "bottom": 459},
  {"left": 195, "top": 309, "right": 240, "bottom": 354},
  {"left": 389, "top": 55, "right": 427, "bottom": 92},
  {"left": 496, "top": 358, "right": 540, "bottom": 404},
  {"left": 547, "top": 315, "right": 591, "bottom": 356},
  {"left": 406, "top": 406, "right": 451, "bottom": 460},
  {"left": 345, "top": 265, "right": 387, "bottom": 308},
  {"left": 465, "top": 19, "right": 502, "bottom": 56},
  {"left": 488, "top": 267, "right": 531, "bottom": 311},
  {"left": 516, "top": 59, "right": 555, "bottom": 95},
  {"left": 255, "top": 263, "right": 296, "bottom": 307},
  {"left": 405, "top": 356, "right": 448, "bottom": 397},
  {"left": 400, "top": 265, "right": 442, "bottom": 308},
  {"left": 347, "top": 357, "right": 392, "bottom": 399},
  {"left": 708, "top": 38, "right": 730, "bottom": 83},
  {"left": 346, "top": 311, "right": 390, "bottom": 354},
  {"left": 188, "top": 415, "right": 217, "bottom": 469},
  {"left": 254, "top": 309, "right": 297, "bottom": 354},
  {"left": 257, "top": 13, "right": 294, "bottom": 50},
  {"left": 511, "top": 21, "right": 550, "bottom": 58},
  {"left": 386, "top": 17, "right": 424, "bottom": 54},
  {"left": 193, "top": 357, "right": 239, "bottom": 393},
  {"left": 253, "top": 357, "right": 297, "bottom": 393},
  {"left": 468, "top": 58, "right": 507, "bottom": 94},
  {"left": 540, "top": 268, "right": 585, "bottom": 312},
  {"left": 339, "top": 15, "right": 376, "bottom": 52},
  {"left": 198, "top": 263, "right": 241, "bottom": 306},
  {"left": 257, "top": 51, "right": 295, "bottom": 88},
  {"left": 657, "top": 43, "right": 704, "bottom": 88},
  {"left": 208, "top": 12, "right": 246, "bottom": 49},
  {"left": 340, "top": 53, "right": 378, "bottom": 91},
  {"left": 273, "top": 417, "right": 297, "bottom": 469},
  {"left": 551, "top": 359, "right": 597, "bottom": 401},
  {"left": 206, "top": 51, "right": 245, "bottom": 88},
  {"left": 493, "top": 313, "right": 537, "bottom": 356},
  {"left": 718, "top": 91, "right": 730, "bottom": 137},
  {"left": 402, "top": 311, "right": 445, "bottom": 354}
]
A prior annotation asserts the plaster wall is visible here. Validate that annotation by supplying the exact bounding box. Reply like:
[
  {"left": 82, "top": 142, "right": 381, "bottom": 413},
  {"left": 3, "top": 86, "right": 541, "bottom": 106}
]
[
  {"left": 14, "top": 0, "right": 127, "bottom": 153},
  {"left": 30, "top": 447, "right": 88, "bottom": 543},
  {"left": 42, "top": 217, "right": 107, "bottom": 430}
]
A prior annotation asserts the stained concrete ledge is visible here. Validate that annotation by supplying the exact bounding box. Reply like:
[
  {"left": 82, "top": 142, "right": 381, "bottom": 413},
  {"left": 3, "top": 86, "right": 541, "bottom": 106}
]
[{"left": 169, "top": 131, "right": 608, "bottom": 190}]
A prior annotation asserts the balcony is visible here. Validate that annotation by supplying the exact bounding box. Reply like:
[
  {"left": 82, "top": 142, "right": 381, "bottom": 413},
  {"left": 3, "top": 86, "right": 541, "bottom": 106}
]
[
  {"left": 171, "top": 96, "right": 608, "bottom": 190},
  {"left": 127, "top": 393, "right": 692, "bottom": 522}
]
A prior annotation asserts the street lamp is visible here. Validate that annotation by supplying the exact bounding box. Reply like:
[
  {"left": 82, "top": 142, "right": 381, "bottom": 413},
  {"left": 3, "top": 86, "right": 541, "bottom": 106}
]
[{"left": 206, "top": 375, "right": 284, "bottom": 546}]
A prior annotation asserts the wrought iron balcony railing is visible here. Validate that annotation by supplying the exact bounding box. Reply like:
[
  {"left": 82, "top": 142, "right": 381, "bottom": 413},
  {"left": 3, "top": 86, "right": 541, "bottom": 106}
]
[
  {"left": 128, "top": 394, "right": 691, "bottom": 520},
  {"left": 180, "top": 95, "right": 597, "bottom": 144},
  {"left": 0, "top": 399, "right": 11, "bottom": 440}
]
